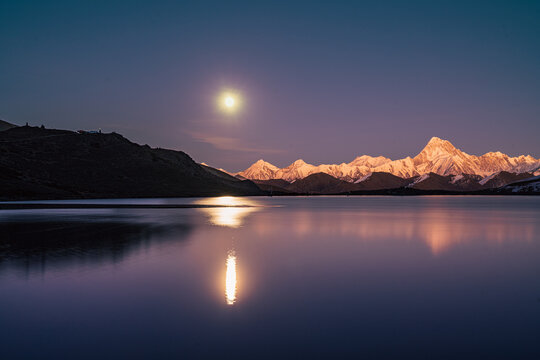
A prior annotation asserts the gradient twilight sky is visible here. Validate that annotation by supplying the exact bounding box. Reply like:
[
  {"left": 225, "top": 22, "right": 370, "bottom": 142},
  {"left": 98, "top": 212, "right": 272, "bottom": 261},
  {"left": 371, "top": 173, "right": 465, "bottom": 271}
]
[{"left": 1, "top": 1, "right": 539, "bottom": 170}]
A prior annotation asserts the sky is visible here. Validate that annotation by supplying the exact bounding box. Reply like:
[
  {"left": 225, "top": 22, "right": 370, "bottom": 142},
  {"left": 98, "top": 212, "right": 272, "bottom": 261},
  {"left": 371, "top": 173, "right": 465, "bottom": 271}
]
[{"left": 1, "top": 0, "right": 539, "bottom": 171}]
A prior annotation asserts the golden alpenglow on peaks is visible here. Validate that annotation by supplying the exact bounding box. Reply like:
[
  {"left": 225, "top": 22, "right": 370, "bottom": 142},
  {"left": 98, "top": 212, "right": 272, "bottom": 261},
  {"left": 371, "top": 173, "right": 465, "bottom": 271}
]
[{"left": 231, "top": 137, "right": 540, "bottom": 182}]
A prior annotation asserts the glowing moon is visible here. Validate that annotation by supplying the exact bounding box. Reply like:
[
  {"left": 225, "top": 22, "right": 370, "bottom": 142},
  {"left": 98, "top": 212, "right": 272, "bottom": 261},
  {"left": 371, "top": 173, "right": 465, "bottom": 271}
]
[
  {"left": 224, "top": 96, "right": 235, "bottom": 108},
  {"left": 218, "top": 90, "right": 242, "bottom": 114}
]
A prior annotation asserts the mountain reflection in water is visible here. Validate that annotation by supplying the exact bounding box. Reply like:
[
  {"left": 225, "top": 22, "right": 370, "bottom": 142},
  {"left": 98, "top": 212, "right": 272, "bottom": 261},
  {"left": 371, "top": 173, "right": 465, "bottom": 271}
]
[
  {"left": 0, "top": 216, "right": 192, "bottom": 276},
  {"left": 248, "top": 206, "right": 535, "bottom": 255}
]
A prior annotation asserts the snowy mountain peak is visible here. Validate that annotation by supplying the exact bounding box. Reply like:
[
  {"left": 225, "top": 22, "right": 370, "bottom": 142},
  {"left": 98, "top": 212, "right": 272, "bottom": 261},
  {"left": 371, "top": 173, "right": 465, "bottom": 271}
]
[
  {"left": 236, "top": 159, "right": 279, "bottom": 180},
  {"left": 253, "top": 159, "right": 275, "bottom": 166},
  {"left": 412, "top": 137, "right": 467, "bottom": 172},
  {"left": 427, "top": 136, "right": 445, "bottom": 144},
  {"left": 290, "top": 159, "right": 307, "bottom": 167},
  {"left": 228, "top": 136, "right": 540, "bottom": 182},
  {"left": 419, "top": 137, "right": 459, "bottom": 155},
  {"left": 250, "top": 159, "right": 278, "bottom": 169},
  {"left": 349, "top": 155, "right": 391, "bottom": 168},
  {"left": 483, "top": 151, "right": 507, "bottom": 158}
]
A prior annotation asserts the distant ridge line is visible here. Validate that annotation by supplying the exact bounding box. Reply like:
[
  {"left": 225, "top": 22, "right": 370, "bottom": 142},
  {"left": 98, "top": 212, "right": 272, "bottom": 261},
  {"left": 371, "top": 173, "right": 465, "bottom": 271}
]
[{"left": 230, "top": 137, "right": 540, "bottom": 182}]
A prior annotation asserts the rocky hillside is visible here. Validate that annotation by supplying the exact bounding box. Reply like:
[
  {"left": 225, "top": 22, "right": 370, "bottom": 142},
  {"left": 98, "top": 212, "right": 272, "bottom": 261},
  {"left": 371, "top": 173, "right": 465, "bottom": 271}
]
[
  {"left": 501, "top": 176, "right": 540, "bottom": 193},
  {"left": 0, "top": 126, "right": 262, "bottom": 200},
  {"left": 0, "top": 119, "right": 17, "bottom": 132},
  {"left": 286, "top": 173, "right": 357, "bottom": 194},
  {"left": 252, "top": 171, "right": 537, "bottom": 194}
]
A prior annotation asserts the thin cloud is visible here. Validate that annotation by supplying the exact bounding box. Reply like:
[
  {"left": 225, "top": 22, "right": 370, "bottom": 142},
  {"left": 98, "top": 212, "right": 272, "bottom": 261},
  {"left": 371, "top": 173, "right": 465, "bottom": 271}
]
[{"left": 187, "top": 131, "right": 284, "bottom": 154}]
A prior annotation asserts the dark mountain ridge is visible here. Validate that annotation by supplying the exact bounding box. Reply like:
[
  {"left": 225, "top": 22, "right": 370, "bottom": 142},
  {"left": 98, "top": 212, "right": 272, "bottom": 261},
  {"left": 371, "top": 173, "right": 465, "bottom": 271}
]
[
  {"left": 286, "top": 173, "right": 357, "bottom": 194},
  {"left": 408, "top": 173, "right": 481, "bottom": 191},
  {"left": 253, "top": 179, "right": 293, "bottom": 194},
  {"left": 253, "top": 171, "right": 538, "bottom": 195},
  {"left": 0, "top": 126, "right": 262, "bottom": 200},
  {"left": 480, "top": 171, "right": 535, "bottom": 188},
  {"left": 0, "top": 119, "right": 17, "bottom": 132},
  {"left": 354, "top": 172, "right": 411, "bottom": 190}
]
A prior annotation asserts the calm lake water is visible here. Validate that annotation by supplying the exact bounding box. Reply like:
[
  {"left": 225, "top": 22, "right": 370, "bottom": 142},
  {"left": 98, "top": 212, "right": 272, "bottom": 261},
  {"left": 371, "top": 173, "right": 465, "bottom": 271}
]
[{"left": 1, "top": 196, "right": 539, "bottom": 359}]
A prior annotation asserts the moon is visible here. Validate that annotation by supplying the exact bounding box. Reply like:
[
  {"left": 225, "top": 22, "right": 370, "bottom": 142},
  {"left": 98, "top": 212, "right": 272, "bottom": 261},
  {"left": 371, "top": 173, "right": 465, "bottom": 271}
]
[
  {"left": 224, "top": 96, "right": 235, "bottom": 108},
  {"left": 218, "top": 90, "right": 241, "bottom": 114}
]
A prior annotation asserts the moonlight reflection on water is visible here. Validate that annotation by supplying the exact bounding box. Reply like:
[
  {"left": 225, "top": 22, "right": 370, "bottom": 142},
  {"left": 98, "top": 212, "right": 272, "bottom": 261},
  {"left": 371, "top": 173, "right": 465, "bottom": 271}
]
[
  {"left": 194, "top": 196, "right": 261, "bottom": 228},
  {"left": 225, "top": 250, "right": 237, "bottom": 305}
]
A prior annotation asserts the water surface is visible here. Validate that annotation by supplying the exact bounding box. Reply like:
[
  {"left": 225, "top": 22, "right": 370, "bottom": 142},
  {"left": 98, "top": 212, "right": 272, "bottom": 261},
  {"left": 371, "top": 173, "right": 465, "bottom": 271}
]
[{"left": 1, "top": 196, "right": 539, "bottom": 359}]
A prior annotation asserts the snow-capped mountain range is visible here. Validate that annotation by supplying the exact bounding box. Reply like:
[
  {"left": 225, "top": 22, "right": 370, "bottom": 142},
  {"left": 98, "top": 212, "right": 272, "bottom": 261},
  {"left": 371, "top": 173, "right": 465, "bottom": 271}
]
[{"left": 231, "top": 137, "right": 540, "bottom": 182}]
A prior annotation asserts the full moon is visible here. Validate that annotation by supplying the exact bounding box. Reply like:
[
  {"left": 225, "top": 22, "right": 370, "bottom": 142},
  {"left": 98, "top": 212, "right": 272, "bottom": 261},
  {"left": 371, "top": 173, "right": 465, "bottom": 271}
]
[
  {"left": 224, "top": 96, "right": 235, "bottom": 108},
  {"left": 218, "top": 90, "right": 242, "bottom": 114}
]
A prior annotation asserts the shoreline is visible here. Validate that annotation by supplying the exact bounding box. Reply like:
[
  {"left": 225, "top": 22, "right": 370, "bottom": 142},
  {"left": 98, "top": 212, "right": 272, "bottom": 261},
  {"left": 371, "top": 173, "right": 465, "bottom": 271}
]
[{"left": 0, "top": 191, "right": 537, "bottom": 207}]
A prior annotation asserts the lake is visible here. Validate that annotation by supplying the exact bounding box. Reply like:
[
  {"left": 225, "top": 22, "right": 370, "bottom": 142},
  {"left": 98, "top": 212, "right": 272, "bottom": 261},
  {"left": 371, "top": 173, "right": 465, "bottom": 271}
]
[{"left": 1, "top": 196, "right": 539, "bottom": 359}]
